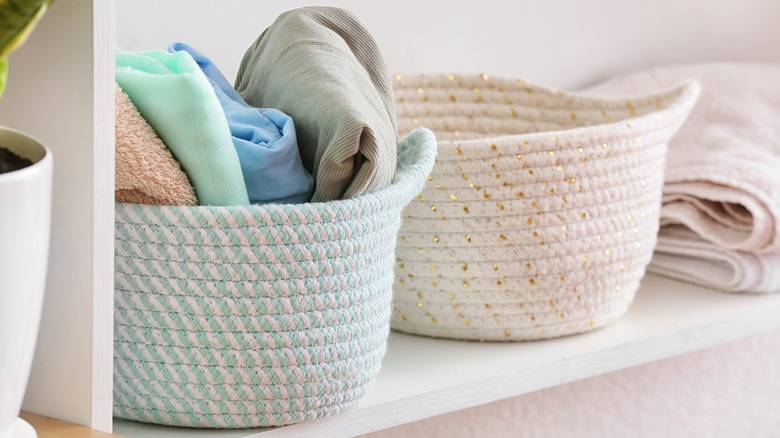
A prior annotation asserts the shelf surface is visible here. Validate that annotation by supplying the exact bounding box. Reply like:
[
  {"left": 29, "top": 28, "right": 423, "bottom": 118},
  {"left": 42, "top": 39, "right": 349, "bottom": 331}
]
[{"left": 114, "top": 274, "right": 780, "bottom": 437}]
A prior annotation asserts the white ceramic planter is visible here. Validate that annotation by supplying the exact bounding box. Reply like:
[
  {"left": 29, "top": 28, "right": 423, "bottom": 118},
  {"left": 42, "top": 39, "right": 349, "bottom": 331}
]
[{"left": 0, "top": 126, "right": 52, "bottom": 438}]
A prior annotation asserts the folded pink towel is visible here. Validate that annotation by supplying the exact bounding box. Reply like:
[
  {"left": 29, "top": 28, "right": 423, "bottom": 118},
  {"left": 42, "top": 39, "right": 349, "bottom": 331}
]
[
  {"left": 586, "top": 63, "right": 780, "bottom": 293},
  {"left": 115, "top": 83, "right": 197, "bottom": 206}
]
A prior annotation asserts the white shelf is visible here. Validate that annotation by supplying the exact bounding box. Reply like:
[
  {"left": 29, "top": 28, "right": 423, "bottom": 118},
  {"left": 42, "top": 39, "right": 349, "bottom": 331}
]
[{"left": 114, "top": 274, "right": 780, "bottom": 437}]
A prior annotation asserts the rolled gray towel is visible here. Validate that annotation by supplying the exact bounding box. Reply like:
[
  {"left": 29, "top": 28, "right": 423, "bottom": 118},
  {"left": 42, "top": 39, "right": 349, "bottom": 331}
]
[{"left": 235, "top": 6, "right": 397, "bottom": 202}]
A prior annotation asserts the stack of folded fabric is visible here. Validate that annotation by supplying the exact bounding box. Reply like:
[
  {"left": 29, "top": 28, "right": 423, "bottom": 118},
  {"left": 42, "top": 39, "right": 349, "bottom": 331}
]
[
  {"left": 112, "top": 6, "right": 397, "bottom": 207},
  {"left": 587, "top": 63, "right": 780, "bottom": 293}
]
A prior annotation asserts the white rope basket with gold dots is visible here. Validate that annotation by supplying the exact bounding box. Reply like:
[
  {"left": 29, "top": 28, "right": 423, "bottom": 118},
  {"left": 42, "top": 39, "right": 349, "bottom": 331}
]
[{"left": 391, "top": 73, "right": 700, "bottom": 341}]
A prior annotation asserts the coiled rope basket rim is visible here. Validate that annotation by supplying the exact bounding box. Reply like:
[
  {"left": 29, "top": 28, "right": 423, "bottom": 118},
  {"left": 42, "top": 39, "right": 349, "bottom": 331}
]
[
  {"left": 391, "top": 74, "right": 700, "bottom": 341},
  {"left": 113, "top": 128, "right": 437, "bottom": 428}
]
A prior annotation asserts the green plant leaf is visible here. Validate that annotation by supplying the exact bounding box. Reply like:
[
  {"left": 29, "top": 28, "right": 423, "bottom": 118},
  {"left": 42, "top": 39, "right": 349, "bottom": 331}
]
[
  {"left": 0, "top": 58, "right": 7, "bottom": 100},
  {"left": 0, "top": 0, "right": 51, "bottom": 60}
]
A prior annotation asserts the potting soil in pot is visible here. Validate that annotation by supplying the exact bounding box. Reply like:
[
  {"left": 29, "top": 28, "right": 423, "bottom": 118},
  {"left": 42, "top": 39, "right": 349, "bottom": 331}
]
[{"left": 0, "top": 146, "right": 32, "bottom": 174}]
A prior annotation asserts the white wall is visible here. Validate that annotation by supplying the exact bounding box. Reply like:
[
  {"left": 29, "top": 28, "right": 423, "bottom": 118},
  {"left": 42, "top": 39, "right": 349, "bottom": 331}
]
[
  {"left": 114, "top": 1, "right": 780, "bottom": 435},
  {"left": 116, "top": 0, "right": 780, "bottom": 89}
]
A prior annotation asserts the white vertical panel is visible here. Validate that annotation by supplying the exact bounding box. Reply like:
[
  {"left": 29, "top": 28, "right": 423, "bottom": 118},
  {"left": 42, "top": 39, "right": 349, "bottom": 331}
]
[
  {"left": 0, "top": 0, "right": 115, "bottom": 431},
  {"left": 91, "top": 0, "right": 116, "bottom": 432}
]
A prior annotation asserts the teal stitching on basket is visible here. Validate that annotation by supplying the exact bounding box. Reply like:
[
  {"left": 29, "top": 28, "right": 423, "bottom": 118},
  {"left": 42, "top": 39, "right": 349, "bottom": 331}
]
[{"left": 113, "top": 128, "right": 436, "bottom": 428}]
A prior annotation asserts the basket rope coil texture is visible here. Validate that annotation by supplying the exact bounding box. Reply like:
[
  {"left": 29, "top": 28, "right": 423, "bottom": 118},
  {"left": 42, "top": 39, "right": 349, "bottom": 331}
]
[
  {"left": 113, "top": 127, "right": 436, "bottom": 428},
  {"left": 392, "top": 74, "right": 699, "bottom": 341}
]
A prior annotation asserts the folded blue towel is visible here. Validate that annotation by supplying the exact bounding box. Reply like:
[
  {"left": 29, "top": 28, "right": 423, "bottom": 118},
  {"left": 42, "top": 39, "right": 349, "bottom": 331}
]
[{"left": 169, "top": 42, "right": 314, "bottom": 204}]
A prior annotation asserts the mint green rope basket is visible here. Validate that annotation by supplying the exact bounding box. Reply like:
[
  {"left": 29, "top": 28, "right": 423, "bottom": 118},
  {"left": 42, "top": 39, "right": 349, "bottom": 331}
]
[{"left": 113, "top": 128, "right": 436, "bottom": 428}]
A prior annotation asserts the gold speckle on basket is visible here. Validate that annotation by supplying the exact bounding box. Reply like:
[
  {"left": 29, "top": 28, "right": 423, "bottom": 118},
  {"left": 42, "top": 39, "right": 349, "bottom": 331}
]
[
  {"left": 464, "top": 318, "right": 471, "bottom": 326},
  {"left": 399, "top": 278, "right": 406, "bottom": 284},
  {"left": 463, "top": 206, "right": 471, "bottom": 214},
  {"left": 491, "top": 144, "right": 498, "bottom": 151},
  {"left": 449, "top": 194, "right": 458, "bottom": 201},
  {"left": 472, "top": 87, "right": 479, "bottom": 94},
  {"left": 516, "top": 154, "right": 523, "bottom": 160},
  {"left": 430, "top": 205, "right": 437, "bottom": 212},
  {"left": 604, "top": 249, "right": 611, "bottom": 256},
  {"left": 497, "top": 203, "right": 505, "bottom": 211},
  {"left": 417, "top": 194, "right": 424, "bottom": 200},
  {"left": 431, "top": 317, "right": 438, "bottom": 325},
  {"left": 455, "top": 147, "right": 462, "bottom": 155},
  {"left": 461, "top": 263, "right": 468, "bottom": 271},
  {"left": 602, "top": 142, "right": 608, "bottom": 149},
  {"left": 454, "top": 130, "right": 461, "bottom": 137},
  {"left": 526, "top": 261, "right": 533, "bottom": 269},
  {"left": 416, "top": 87, "right": 424, "bottom": 94},
  {"left": 466, "top": 235, "right": 472, "bottom": 243},
  {"left": 531, "top": 201, "right": 539, "bottom": 209},
  {"left": 481, "top": 73, "right": 490, "bottom": 80},
  {"left": 433, "top": 235, "right": 440, "bottom": 243},
  {"left": 529, "top": 278, "right": 536, "bottom": 285},
  {"left": 484, "top": 192, "right": 492, "bottom": 199},
  {"left": 463, "top": 280, "right": 470, "bottom": 288},
  {"left": 518, "top": 191, "right": 525, "bottom": 198},
  {"left": 412, "top": 117, "right": 419, "bottom": 124},
  {"left": 581, "top": 212, "right": 588, "bottom": 219},
  {"left": 430, "top": 280, "right": 438, "bottom": 287},
  {"left": 578, "top": 146, "right": 583, "bottom": 153},
  {"left": 450, "top": 95, "right": 457, "bottom": 102},
  {"left": 500, "top": 233, "right": 508, "bottom": 241},
  {"left": 401, "top": 315, "right": 407, "bottom": 321},
  {"left": 417, "top": 292, "right": 424, "bottom": 299},
  {"left": 417, "top": 302, "right": 423, "bottom": 308},
  {"left": 626, "top": 101, "right": 636, "bottom": 116},
  {"left": 523, "top": 138, "right": 530, "bottom": 145},
  {"left": 395, "top": 74, "right": 402, "bottom": 81},
  {"left": 504, "top": 329, "right": 511, "bottom": 337},
  {"left": 417, "top": 248, "right": 424, "bottom": 254},
  {"left": 527, "top": 218, "right": 533, "bottom": 225},
  {"left": 448, "top": 74, "right": 456, "bottom": 81},
  {"left": 547, "top": 151, "right": 555, "bottom": 157},
  {"left": 570, "top": 112, "right": 577, "bottom": 121},
  {"left": 583, "top": 255, "right": 590, "bottom": 262}
]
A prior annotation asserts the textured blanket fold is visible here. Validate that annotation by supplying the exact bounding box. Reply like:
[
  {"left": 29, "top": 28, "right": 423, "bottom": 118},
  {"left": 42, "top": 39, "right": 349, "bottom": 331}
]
[
  {"left": 587, "top": 63, "right": 780, "bottom": 293},
  {"left": 115, "top": 49, "right": 249, "bottom": 206},
  {"left": 169, "top": 42, "right": 314, "bottom": 204},
  {"left": 651, "top": 226, "right": 780, "bottom": 293},
  {"left": 235, "top": 6, "right": 397, "bottom": 202},
  {"left": 114, "top": 83, "right": 197, "bottom": 206}
]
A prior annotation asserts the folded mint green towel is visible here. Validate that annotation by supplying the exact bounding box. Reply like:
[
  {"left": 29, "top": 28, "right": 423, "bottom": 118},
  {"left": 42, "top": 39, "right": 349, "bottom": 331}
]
[{"left": 115, "top": 49, "right": 250, "bottom": 206}]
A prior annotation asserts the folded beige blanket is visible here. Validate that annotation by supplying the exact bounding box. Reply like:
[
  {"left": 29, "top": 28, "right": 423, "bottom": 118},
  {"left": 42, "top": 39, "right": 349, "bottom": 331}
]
[
  {"left": 115, "top": 83, "right": 197, "bottom": 206},
  {"left": 586, "top": 63, "right": 780, "bottom": 293}
]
